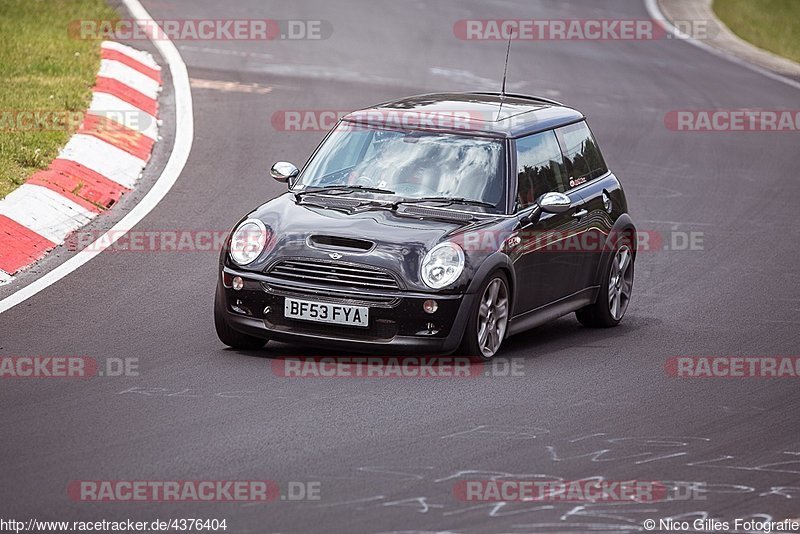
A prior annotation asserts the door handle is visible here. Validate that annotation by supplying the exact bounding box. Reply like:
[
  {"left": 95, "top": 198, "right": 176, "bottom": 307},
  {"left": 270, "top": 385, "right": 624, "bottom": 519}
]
[{"left": 572, "top": 209, "right": 588, "bottom": 219}]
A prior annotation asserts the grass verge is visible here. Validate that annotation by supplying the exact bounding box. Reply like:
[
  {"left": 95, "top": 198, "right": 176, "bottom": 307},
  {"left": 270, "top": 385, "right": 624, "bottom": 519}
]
[
  {"left": 0, "top": 0, "right": 118, "bottom": 199},
  {"left": 713, "top": 0, "right": 800, "bottom": 64}
]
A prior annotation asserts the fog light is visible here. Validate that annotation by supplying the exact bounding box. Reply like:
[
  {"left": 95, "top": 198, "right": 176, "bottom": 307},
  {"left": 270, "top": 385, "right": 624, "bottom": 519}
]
[
  {"left": 232, "top": 276, "right": 244, "bottom": 291},
  {"left": 423, "top": 299, "right": 438, "bottom": 314},
  {"left": 231, "top": 299, "right": 252, "bottom": 316}
]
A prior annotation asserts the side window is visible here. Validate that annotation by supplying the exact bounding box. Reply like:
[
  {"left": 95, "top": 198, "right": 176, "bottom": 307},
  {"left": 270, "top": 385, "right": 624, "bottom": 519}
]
[
  {"left": 515, "top": 130, "right": 567, "bottom": 209},
  {"left": 555, "top": 121, "right": 608, "bottom": 188}
]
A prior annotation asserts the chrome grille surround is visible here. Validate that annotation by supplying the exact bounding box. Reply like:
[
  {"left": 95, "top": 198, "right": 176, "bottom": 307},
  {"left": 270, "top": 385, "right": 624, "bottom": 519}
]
[{"left": 266, "top": 257, "right": 401, "bottom": 291}]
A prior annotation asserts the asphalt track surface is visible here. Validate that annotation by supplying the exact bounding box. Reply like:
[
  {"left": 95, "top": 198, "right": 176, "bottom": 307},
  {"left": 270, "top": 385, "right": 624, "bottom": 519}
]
[{"left": 1, "top": 0, "right": 799, "bottom": 532}]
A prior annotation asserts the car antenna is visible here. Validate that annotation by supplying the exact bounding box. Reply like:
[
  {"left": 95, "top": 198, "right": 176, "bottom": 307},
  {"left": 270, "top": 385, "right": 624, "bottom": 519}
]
[{"left": 497, "top": 29, "right": 514, "bottom": 121}]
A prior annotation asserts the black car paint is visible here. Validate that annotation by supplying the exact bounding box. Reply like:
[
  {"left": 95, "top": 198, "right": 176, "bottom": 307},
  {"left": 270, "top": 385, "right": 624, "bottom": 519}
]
[{"left": 217, "top": 92, "right": 636, "bottom": 353}]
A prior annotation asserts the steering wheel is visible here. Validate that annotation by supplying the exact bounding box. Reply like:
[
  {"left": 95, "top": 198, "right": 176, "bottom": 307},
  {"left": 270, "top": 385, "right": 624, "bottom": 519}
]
[{"left": 353, "top": 175, "right": 376, "bottom": 187}]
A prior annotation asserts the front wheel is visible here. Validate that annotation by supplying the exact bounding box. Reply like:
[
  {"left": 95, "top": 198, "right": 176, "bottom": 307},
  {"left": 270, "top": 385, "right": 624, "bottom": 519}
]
[
  {"left": 459, "top": 272, "right": 510, "bottom": 360},
  {"left": 576, "top": 242, "right": 634, "bottom": 327},
  {"left": 214, "top": 282, "right": 268, "bottom": 350}
]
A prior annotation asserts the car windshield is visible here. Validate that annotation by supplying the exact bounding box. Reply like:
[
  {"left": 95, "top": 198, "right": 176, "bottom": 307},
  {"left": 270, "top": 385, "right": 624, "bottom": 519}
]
[{"left": 295, "top": 123, "right": 506, "bottom": 212}]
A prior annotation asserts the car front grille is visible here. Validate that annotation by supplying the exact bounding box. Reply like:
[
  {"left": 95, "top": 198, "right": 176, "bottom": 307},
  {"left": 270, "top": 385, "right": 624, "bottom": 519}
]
[{"left": 266, "top": 258, "right": 400, "bottom": 291}]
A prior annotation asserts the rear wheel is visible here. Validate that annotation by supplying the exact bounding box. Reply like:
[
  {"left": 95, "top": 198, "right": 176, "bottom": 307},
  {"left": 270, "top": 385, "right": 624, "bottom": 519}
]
[
  {"left": 459, "top": 272, "right": 510, "bottom": 360},
  {"left": 576, "top": 242, "right": 634, "bottom": 328},
  {"left": 214, "top": 283, "right": 268, "bottom": 349}
]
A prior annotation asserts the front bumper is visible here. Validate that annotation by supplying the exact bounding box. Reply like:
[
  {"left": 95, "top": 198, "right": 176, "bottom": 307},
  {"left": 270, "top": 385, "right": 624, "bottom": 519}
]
[{"left": 218, "top": 267, "right": 474, "bottom": 353}]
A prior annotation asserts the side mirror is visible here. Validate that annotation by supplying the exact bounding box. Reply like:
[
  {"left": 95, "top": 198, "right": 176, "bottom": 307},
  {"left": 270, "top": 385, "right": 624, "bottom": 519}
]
[
  {"left": 537, "top": 192, "right": 572, "bottom": 214},
  {"left": 519, "top": 206, "right": 541, "bottom": 226},
  {"left": 271, "top": 161, "right": 299, "bottom": 184}
]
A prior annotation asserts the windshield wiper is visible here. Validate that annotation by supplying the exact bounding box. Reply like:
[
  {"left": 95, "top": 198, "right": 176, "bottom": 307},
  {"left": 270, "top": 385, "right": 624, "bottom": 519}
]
[
  {"left": 295, "top": 185, "right": 396, "bottom": 197},
  {"left": 394, "top": 196, "right": 496, "bottom": 209}
]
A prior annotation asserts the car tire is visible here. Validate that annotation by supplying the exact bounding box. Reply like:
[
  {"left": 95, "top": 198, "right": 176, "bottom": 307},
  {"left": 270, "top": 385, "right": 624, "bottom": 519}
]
[
  {"left": 576, "top": 239, "right": 634, "bottom": 328},
  {"left": 214, "top": 282, "right": 268, "bottom": 350},
  {"left": 459, "top": 271, "right": 510, "bottom": 360}
]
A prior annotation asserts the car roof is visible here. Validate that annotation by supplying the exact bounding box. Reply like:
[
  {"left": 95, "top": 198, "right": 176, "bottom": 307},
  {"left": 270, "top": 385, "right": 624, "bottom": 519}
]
[{"left": 341, "top": 92, "right": 585, "bottom": 138}]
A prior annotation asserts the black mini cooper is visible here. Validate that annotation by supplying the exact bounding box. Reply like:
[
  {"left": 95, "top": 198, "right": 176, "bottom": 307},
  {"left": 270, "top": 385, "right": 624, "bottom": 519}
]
[{"left": 214, "top": 92, "right": 636, "bottom": 359}]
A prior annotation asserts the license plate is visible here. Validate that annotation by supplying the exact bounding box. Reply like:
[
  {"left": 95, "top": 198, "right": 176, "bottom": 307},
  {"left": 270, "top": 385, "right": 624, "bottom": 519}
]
[{"left": 284, "top": 298, "right": 369, "bottom": 328}]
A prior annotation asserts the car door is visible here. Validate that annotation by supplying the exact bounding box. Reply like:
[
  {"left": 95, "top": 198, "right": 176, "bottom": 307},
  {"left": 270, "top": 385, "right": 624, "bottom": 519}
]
[
  {"left": 555, "top": 120, "right": 614, "bottom": 293},
  {"left": 510, "top": 129, "right": 587, "bottom": 315}
]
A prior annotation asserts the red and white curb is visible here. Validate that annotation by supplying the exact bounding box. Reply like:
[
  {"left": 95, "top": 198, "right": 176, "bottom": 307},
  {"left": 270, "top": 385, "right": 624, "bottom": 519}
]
[{"left": 0, "top": 41, "right": 162, "bottom": 284}]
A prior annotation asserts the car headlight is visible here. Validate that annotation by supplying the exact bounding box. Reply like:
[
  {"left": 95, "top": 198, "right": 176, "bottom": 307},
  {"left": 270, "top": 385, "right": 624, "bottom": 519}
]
[
  {"left": 421, "top": 242, "right": 465, "bottom": 289},
  {"left": 229, "top": 219, "right": 268, "bottom": 266}
]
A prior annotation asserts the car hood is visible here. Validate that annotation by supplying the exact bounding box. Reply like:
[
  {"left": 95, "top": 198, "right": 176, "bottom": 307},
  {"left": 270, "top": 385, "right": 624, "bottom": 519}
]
[{"left": 240, "top": 193, "right": 507, "bottom": 290}]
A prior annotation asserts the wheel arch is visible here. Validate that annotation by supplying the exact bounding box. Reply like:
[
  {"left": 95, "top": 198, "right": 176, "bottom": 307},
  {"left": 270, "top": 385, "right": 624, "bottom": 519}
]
[
  {"left": 466, "top": 252, "right": 517, "bottom": 314},
  {"left": 592, "top": 214, "right": 637, "bottom": 288}
]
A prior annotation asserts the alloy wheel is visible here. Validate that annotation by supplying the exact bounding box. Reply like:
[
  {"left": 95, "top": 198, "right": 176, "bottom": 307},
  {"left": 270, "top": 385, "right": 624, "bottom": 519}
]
[
  {"left": 477, "top": 277, "right": 509, "bottom": 358},
  {"left": 608, "top": 245, "right": 633, "bottom": 321}
]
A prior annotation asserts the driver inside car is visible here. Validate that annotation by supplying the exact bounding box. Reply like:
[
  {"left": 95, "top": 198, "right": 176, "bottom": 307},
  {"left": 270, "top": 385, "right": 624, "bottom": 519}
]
[
  {"left": 344, "top": 158, "right": 439, "bottom": 197},
  {"left": 391, "top": 161, "right": 439, "bottom": 196}
]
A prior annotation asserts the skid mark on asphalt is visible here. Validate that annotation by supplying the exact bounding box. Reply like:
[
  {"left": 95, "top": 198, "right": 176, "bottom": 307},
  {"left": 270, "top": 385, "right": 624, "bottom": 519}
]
[
  {"left": 190, "top": 78, "right": 273, "bottom": 94},
  {"left": 641, "top": 219, "right": 715, "bottom": 227},
  {"left": 429, "top": 66, "right": 530, "bottom": 90},
  {"left": 115, "top": 386, "right": 279, "bottom": 399},
  {"left": 440, "top": 425, "right": 548, "bottom": 440},
  {"left": 179, "top": 44, "right": 274, "bottom": 60}
]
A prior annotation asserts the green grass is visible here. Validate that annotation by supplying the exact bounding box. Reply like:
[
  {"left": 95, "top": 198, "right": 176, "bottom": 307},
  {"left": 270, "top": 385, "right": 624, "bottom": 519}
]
[
  {"left": 0, "top": 0, "right": 118, "bottom": 199},
  {"left": 713, "top": 0, "right": 800, "bottom": 63}
]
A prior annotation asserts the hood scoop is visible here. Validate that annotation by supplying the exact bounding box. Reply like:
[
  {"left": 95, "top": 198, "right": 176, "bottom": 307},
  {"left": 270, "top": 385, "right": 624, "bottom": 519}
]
[{"left": 308, "top": 235, "right": 375, "bottom": 252}]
